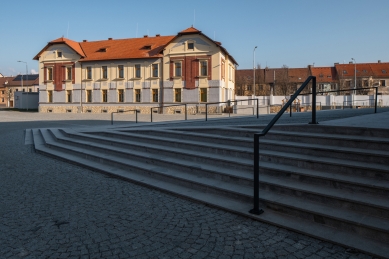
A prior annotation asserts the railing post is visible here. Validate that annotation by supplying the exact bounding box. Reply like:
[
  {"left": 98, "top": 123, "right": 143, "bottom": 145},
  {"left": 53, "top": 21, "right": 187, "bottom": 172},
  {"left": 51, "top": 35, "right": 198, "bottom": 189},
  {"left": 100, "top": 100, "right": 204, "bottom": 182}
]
[
  {"left": 375, "top": 87, "right": 378, "bottom": 113},
  {"left": 111, "top": 112, "right": 114, "bottom": 125},
  {"left": 185, "top": 104, "right": 187, "bottom": 120},
  {"left": 249, "top": 133, "right": 264, "bottom": 215},
  {"left": 150, "top": 108, "right": 153, "bottom": 122},
  {"left": 136, "top": 110, "right": 138, "bottom": 123},
  {"left": 205, "top": 104, "right": 208, "bottom": 121},
  {"left": 310, "top": 76, "right": 318, "bottom": 124},
  {"left": 290, "top": 95, "right": 292, "bottom": 117}
]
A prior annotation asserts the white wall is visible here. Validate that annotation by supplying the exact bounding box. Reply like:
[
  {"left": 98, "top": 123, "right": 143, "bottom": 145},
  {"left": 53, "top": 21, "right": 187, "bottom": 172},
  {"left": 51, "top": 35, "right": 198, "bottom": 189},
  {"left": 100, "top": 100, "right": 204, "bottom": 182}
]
[{"left": 236, "top": 95, "right": 389, "bottom": 107}]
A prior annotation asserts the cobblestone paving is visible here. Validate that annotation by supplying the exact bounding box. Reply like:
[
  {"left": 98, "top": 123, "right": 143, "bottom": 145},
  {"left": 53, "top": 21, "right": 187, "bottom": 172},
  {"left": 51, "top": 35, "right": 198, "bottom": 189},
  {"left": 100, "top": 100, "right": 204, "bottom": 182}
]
[{"left": 0, "top": 110, "right": 383, "bottom": 259}]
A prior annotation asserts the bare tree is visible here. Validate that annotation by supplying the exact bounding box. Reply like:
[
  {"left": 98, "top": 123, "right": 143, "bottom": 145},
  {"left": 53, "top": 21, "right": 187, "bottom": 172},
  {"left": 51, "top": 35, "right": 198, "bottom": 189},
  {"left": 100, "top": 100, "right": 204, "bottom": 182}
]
[
  {"left": 277, "top": 65, "right": 290, "bottom": 96},
  {"left": 6, "top": 87, "right": 13, "bottom": 107}
]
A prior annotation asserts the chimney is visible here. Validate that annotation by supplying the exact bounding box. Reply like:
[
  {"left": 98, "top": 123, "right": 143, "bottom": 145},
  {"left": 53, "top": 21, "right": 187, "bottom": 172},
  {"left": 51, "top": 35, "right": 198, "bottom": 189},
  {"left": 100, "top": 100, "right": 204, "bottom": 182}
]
[
  {"left": 349, "top": 61, "right": 353, "bottom": 64},
  {"left": 378, "top": 60, "right": 381, "bottom": 63},
  {"left": 156, "top": 34, "right": 160, "bottom": 37},
  {"left": 144, "top": 35, "right": 148, "bottom": 38},
  {"left": 108, "top": 38, "right": 113, "bottom": 40},
  {"left": 334, "top": 62, "right": 339, "bottom": 65},
  {"left": 83, "top": 40, "right": 87, "bottom": 42}
]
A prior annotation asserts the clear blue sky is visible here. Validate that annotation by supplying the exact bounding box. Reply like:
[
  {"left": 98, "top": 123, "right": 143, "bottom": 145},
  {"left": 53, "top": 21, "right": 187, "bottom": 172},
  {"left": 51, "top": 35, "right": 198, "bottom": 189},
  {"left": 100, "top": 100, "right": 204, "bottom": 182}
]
[{"left": 1, "top": 0, "right": 388, "bottom": 76}]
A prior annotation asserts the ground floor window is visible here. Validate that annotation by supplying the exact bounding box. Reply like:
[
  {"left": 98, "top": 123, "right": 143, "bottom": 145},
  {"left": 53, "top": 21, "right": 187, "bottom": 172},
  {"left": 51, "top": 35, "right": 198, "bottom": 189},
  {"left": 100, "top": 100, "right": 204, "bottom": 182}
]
[
  {"left": 174, "top": 88, "right": 181, "bottom": 102},
  {"left": 48, "top": 90, "right": 53, "bottom": 103},
  {"left": 152, "top": 89, "right": 158, "bottom": 102},
  {"left": 135, "top": 89, "right": 141, "bottom": 102},
  {"left": 66, "top": 90, "right": 72, "bottom": 103},
  {"left": 86, "top": 90, "right": 92, "bottom": 103},
  {"left": 118, "top": 89, "right": 124, "bottom": 102},
  {"left": 102, "top": 90, "right": 108, "bottom": 102},
  {"left": 200, "top": 88, "right": 207, "bottom": 102}
]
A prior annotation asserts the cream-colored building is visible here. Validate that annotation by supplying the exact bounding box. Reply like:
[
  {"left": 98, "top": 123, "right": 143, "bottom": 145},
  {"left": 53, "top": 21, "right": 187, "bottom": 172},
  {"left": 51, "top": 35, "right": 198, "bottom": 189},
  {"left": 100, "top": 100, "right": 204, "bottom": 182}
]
[{"left": 33, "top": 27, "right": 237, "bottom": 113}]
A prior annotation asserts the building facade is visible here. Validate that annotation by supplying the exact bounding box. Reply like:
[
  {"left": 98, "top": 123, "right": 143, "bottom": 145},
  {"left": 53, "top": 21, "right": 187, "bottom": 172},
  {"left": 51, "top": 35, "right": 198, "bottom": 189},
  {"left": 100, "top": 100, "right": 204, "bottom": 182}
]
[
  {"left": 33, "top": 27, "right": 237, "bottom": 113},
  {"left": 236, "top": 61, "right": 389, "bottom": 96},
  {"left": 0, "top": 75, "right": 39, "bottom": 107}
]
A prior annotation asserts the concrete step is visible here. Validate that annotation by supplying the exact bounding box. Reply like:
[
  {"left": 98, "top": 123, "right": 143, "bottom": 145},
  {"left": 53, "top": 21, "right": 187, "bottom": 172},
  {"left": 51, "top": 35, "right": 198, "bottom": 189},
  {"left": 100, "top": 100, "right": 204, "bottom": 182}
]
[
  {"left": 245, "top": 124, "right": 389, "bottom": 138},
  {"left": 259, "top": 138, "right": 389, "bottom": 165},
  {"left": 147, "top": 125, "right": 389, "bottom": 151},
  {"left": 133, "top": 128, "right": 389, "bottom": 165},
  {"left": 59, "top": 128, "right": 389, "bottom": 199},
  {"left": 258, "top": 162, "right": 389, "bottom": 198},
  {"left": 48, "top": 129, "right": 389, "bottom": 220},
  {"left": 59, "top": 129, "right": 254, "bottom": 172},
  {"left": 31, "top": 128, "right": 389, "bottom": 257},
  {"left": 259, "top": 149, "right": 389, "bottom": 181}
]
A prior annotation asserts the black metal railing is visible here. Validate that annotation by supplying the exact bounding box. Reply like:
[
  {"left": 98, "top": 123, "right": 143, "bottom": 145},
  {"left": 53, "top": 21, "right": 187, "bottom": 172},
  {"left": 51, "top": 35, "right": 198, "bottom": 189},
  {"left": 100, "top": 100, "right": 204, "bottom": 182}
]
[
  {"left": 249, "top": 76, "right": 317, "bottom": 215},
  {"left": 204, "top": 98, "right": 259, "bottom": 121},
  {"left": 111, "top": 109, "right": 139, "bottom": 125},
  {"left": 150, "top": 104, "right": 188, "bottom": 122}
]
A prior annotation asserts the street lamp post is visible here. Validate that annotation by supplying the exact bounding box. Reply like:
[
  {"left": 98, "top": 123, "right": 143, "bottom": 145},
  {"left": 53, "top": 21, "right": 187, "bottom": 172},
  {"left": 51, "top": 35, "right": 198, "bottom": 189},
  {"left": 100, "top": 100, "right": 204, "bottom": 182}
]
[
  {"left": 253, "top": 46, "right": 257, "bottom": 97},
  {"left": 351, "top": 58, "right": 356, "bottom": 95},
  {"left": 18, "top": 61, "right": 28, "bottom": 110}
]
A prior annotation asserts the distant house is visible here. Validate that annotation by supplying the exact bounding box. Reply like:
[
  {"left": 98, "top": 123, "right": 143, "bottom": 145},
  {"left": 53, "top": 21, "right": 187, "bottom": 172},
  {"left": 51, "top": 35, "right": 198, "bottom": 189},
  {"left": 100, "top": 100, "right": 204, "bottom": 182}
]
[
  {"left": 33, "top": 27, "right": 237, "bottom": 113},
  {"left": 236, "top": 67, "right": 310, "bottom": 96},
  {"left": 3, "top": 75, "right": 39, "bottom": 107},
  {"left": 310, "top": 66, "right": 338, "bottom": 94},
  {"left": 335, "top": 61, "right": 389, "bottom": 94},
  {"left": 236, "top": 61, "right": 389, "bottom": 97},
  {"left": 0, "top": 76, "right": 14, "bottom": 106}
]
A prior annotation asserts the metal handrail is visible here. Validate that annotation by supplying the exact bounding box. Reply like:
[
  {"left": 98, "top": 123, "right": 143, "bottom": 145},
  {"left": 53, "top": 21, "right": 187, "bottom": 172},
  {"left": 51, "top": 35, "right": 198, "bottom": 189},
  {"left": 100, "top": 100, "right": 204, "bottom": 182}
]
[
  {"left": 204, "top": 98, "right": 259, "bottom": 121},
  {"left": 111, "top": 109, "right": 139, "bottom": 125},
  {"left": 250, "top": 76, "right": 317, "bottom": 215},
  {"left": 151, "top": 104, "right": 187, "bottom": 122}
]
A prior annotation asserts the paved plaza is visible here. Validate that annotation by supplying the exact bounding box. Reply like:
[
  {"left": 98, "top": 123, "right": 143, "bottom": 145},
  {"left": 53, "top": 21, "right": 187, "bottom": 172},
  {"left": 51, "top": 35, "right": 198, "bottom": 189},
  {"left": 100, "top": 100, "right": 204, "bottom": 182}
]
[{"left": 1, "top": 108, "right": 388, "bottom": 259}]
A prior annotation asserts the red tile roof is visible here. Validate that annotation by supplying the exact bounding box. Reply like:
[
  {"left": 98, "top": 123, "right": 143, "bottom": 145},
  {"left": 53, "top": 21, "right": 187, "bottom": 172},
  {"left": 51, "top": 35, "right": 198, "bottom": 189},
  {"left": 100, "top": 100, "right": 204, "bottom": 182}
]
[
  {"left": 0, "top": 76, "right": 15, "bottom": 87},
  {"left": 179, "top": 26, "right": 201, "bottom": 34},
  {"left": 310, "top": 67, "right": 338, "bottom": 82},
  {"left": 288, "top": 68, "right": 310, "bottom": 82},
  {"left": 34, "top": 37, "right": 85, "bottom": 60},
  {"left": 368, "top": 63, "right": 389, "bottom": 78},
  {"left": 34, "top": 27, "right": 238, "bottom": 65},
  {"left": 79, "top": 35, "right": 174, "bottom": 62}
]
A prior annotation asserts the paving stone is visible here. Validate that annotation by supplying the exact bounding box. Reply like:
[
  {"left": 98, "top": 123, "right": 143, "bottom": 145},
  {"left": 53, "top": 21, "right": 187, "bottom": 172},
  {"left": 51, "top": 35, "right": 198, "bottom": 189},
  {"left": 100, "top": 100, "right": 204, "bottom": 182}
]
[{"left": 0, "top": 110, "right": 382, "bottom": 259}]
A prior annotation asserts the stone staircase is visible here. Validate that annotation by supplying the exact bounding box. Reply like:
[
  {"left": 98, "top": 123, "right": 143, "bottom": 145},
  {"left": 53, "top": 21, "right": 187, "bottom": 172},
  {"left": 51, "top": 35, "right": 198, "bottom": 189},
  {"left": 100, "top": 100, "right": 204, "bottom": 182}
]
[{"left": 28, "top": 122, "right": 389, "bottom": 258}]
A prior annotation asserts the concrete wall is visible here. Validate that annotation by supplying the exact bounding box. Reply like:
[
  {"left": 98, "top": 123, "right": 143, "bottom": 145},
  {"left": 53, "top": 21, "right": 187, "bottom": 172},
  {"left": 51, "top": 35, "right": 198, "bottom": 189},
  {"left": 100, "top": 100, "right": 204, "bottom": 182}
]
[{"left": 235, "top": 94, "right": 389, "bottom": 108}]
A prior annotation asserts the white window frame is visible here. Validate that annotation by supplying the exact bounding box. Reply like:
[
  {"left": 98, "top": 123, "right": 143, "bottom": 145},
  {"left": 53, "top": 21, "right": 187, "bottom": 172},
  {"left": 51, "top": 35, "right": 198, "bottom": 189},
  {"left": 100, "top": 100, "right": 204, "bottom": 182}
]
[
  {"left": 47, "top": 67, "right": 54, "bottom": 81},
  {"left": 200, "top": 60, "right": 208, "bottom": 77},
  {"left": 174, "top": 62, "right": 182, "bottom": 77},
  {"left": 102, "top": 66, "right": 108, "bottom": 79},
  {"left": 152, "top": 64, "right": 159, "bottom": 78},
  {"left": 86, "top": 66, "right": 93, "bottom": 80},
  {"left": 118, "top": 65, "right": 124, "bottom": 79},
  {"left": 135, "top": 64, "right": 141, "bottom": 78}
]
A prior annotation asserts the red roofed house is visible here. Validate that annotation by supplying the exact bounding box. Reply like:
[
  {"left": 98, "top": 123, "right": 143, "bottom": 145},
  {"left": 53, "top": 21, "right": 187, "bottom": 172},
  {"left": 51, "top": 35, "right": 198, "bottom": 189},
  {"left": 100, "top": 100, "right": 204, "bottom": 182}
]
[
  {"left": 310, "top": 66, "right": 339, "bottom": 94},
  {"left": 33, "top": 27, "right": 237, "bottom": 113},
  {"left": 335, "top": 61, "right": 389, "bottom": 94}
]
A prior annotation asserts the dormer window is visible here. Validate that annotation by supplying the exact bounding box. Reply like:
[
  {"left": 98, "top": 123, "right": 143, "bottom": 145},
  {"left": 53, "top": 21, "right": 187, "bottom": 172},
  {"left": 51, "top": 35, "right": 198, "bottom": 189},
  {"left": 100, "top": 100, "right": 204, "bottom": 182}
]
[
  {"left": 98, "top": 47, "right": 107, "bottom": 52},
  {"left": 187, "top": 42, "right": 194, "bottom": 50},
  {"left": 343, "top": 70, "right": 347, "bottom": 74},
  {"left": 142, "top": 45, "right": 152, "bottom": 50},
  {"left": 382, "top": 70, "right": 387, "bottom": 74},
  {"left": 57, "top": 52, "right": 62, "bottom": 58}
]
